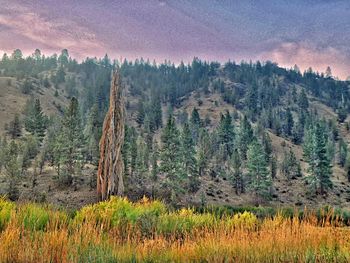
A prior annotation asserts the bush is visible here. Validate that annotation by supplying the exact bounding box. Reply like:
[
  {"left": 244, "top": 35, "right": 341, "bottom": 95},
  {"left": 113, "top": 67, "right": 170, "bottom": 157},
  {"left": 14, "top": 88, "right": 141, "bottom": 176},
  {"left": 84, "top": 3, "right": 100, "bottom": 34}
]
[
  {"left": 0, "top": 198, "right": 15, "bottom": 230},
  {"left": 225, "top": 211, "right": 258, "bottom": 230},
  {"left": 17, "top": 203, "right": 50, "bottom": 231}
]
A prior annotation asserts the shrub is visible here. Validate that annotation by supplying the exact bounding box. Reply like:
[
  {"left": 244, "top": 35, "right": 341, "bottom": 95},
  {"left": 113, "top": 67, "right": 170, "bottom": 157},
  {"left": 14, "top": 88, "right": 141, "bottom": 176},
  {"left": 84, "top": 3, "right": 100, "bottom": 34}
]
[
  {"left": 225, "top": 211, "right": 258, "bottom": 230},
  {"left": 17, "top": 203, "right": 50, "bottom": 231},
  {"left": 0, "top": 198, "right": 15, "bottom": 230}
]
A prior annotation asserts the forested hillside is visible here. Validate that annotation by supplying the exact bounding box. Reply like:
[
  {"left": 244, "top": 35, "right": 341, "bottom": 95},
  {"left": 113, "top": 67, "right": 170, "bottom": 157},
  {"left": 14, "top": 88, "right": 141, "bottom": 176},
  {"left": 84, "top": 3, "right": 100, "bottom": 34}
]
[{"left": 0, "top": 49, "right": 350, "bottom": 208}]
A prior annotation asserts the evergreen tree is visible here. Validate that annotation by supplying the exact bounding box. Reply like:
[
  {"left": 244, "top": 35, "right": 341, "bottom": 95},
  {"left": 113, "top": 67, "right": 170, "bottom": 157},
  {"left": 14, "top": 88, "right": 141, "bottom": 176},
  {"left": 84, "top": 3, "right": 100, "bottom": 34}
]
[
  {"left": 181, "top": 122, "right": 199, "bottom": 191},
  {"left": 197, "top": 128, "right": 211, "bottom": 176},
  {"left": 24, "top": 98, "right": 47, "bottom": 140},
  {"left": 298, "top": 89, "right": 309, "bottom": 110},
  {"left": 8, "top": 114, "right": 22, "bottom": 139},
  {"left": 303, "top": 123, "right": 333, "bottom": 194},
  {"left": 217, "top": 111, "right": 235, "bottom": 160},
  {"left": 244, "top": 84, "right": 258, "bottom": 119},
  {"left": 230, "top": 149, "right": 243, "bottom": 194},
  {"left": 54, "top": 98, "right": 84, "bottom": 184},
  {"left": 136, "top": 100, "right": 145, "bottom": 126},
  {"left": 83, "top": 104, "right": 101, "bottom": 164},
  {"left": 21, "top": 135, "right": 39, "bottom": 174},
  {"left": 261, "top": 132, "right": 272, "bottom": 162},
  {"left": 246, "top": 140, "right": 272, "bottom": 202},
  {"left": 151, "top": 141, "right": 159, "bottom": 198},
  {"left": 237, "top": 116, "right": 254, "bottom": 161},
  {"left": 270, "top": 155, "right": 277, "bottom": 179},
  {"left": 339, "top": 138, "right": 348, "bottom": 167},
  {"left": 3, "top": 141, "right": 21, "bottom": 200},
  {"left": 160, "top": 115, "right": 185, "bottom": 196},
  {"left": 190, "top": 107, "right": 201, "bottom": 143},
  {"left": 281, "top": 148, "right": 301, "bottom": 179},
  {"left": 283, "top": 108, "right": 294, "bottom": 136}
]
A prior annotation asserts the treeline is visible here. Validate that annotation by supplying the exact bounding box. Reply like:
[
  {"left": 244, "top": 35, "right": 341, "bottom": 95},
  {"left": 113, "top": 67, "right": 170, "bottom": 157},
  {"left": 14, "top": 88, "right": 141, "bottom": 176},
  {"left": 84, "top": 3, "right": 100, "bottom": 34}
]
[{"left": 0, "top": 49, "right": 349, "bottom": 204}]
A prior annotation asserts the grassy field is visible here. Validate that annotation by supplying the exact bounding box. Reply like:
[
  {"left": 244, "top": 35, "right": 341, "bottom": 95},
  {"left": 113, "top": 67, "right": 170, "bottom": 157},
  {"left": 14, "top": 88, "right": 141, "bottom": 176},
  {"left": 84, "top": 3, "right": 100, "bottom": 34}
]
[{"left": 0, "top": 197, "right": 350, "bottom": 262}]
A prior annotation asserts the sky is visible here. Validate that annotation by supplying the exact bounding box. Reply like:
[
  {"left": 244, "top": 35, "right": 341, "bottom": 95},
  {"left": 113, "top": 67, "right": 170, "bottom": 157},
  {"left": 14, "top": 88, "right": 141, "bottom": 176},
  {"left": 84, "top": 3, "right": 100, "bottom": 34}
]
[{"left": 0, "top": 0, "right": 349, "bottom": 79}]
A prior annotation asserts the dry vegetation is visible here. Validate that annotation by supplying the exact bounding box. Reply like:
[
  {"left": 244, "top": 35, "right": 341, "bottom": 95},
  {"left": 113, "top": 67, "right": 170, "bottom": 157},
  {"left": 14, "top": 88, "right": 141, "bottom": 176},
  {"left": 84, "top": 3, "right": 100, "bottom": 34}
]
[
  {"left": 0, "top": 76, "right": 67, "bottom": 134},
  {"left": 1, "top": 197, "right": 350, "bottom": 262}
]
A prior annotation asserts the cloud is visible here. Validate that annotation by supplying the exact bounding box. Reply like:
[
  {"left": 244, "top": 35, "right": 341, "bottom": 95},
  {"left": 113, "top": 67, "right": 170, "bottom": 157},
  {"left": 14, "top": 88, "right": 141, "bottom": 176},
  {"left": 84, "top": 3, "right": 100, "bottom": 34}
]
[
  {"left": 0, "top": 4, "right": 106, "bottom": 58},
  {"left": 259, "top": 42, "right": 350, "bottom": 79}
]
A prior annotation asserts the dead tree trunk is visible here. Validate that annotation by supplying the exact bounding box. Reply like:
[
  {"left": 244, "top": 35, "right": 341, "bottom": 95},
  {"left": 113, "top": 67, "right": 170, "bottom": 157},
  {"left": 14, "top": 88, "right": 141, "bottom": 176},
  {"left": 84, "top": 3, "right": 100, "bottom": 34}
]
[{"left": 97, "top": 71, "right": 125, "bottom": 201}]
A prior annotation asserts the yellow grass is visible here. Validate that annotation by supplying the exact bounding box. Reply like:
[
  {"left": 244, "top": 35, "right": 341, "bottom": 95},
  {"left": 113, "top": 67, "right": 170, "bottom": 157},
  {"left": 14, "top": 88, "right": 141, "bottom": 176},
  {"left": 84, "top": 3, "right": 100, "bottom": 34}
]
[{"left": 0, "top": 197, "right": 350, "bottom": 262}]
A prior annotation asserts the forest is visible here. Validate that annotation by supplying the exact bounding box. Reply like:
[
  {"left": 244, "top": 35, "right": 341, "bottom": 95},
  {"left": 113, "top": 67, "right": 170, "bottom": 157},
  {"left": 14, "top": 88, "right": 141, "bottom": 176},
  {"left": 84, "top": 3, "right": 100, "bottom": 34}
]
[
  {"left": 0, "top": 49, "right": 349, "bottom": 207},
  {"left": 0, "top": 49, "right": 350, "bottom": 262}
]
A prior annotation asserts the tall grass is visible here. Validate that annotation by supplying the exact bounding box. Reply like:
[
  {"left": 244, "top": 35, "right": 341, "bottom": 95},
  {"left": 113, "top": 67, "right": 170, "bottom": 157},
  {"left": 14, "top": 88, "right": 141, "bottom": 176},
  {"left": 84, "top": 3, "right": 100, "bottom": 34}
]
[{"left": 0, "top": 197, "right": 349, "bottom": 262}]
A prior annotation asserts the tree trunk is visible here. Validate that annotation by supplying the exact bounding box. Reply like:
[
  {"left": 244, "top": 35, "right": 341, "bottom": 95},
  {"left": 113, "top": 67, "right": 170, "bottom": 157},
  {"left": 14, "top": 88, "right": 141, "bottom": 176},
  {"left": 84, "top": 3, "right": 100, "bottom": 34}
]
[{"left": 97, "top": 71, "right": 125, "bottom": 201}]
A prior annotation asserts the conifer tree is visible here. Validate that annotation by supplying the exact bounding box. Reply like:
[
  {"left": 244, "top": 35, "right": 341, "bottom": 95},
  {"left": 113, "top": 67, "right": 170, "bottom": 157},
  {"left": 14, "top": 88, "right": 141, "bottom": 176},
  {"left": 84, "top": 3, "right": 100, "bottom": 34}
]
[
  {"left": 283, "top": 108, "right": 294, "bottom": 136},
  {"left": 54, "top": 98, "right": 84, "bottom": 184},
  {"left": 8, "top": 114, "right": 22, "bottom": 139},
  {"left": 217, "top": 111, "right": 235, "bottom": 160},
  {"left": 197, "top": 128, "right": 211, "bottom": 176},
  {"left": 244, "top": 84, "right": 258, "bottom": 119},
  {"left": 190, "top": 107, "right": 201, "bottom": 143},
  {"left": 24, "top": 98, "right": 47, "bottom": 140},
  {"left": 339, "top": 138, "right": 348, "bottom": 167},
  {"left": 303, "top": 123, "right": 332, "bottom": 194},
  {"left": 181, "top": 122, "right": 199, "bottom": 191},
  {"left": 136, "top": 100, "right": 145, "bottom": 126},
  {"left": 151, "top": 141, "right": 159, "bottom": 198},
  {"left": 230, "top": 149, "right": 243, "bottom": 194},
  {"left": 281, "top": 148, "right": 302, "bottom": 179},
  {"left": 83, "top": 104, "right": 101, "bottom": 164},
  {"left": 160, "top": 115, "right": 185, "bottom": 195},
  {"left": 3, "top": 141, "right": 21, "bottom": 200},
  {"left": 237, "top": 116, "right": 254, "bottom": 161},
  {"left": 247, "top": 140, "right": 272, "bottom": 202},
  {"left": 298, "top": 89, "right": 309, "bottom": 110}
]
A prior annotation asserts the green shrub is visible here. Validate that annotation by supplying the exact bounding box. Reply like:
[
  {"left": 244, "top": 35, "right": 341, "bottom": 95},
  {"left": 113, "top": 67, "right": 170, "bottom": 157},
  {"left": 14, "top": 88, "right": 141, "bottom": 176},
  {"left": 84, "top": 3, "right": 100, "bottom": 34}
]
[
  {"left": 17, "top": 203, "right": 50, "bottom": 231},
  {"left": 0, "top": 198, "right": 15, "bottom": 230}
]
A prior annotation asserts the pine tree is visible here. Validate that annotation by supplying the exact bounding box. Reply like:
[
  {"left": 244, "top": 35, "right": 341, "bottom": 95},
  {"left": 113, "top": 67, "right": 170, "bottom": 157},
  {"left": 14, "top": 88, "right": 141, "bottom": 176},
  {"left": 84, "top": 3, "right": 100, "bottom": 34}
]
[
  {"left": 339, "top": 138, "right": 348, "bottom": 167},
  {"left": 237, "top": 116, "right": 254, "bottom": 161},
  {"left": 303, "top": 123, "right": 333, "bottom": 194},
  {"left": 54, "top": 98, "right": 84, "bottom": 184},
  {"left": 247, "top": 140, "right": 272, "bottom": 202},
  {"left": 83, "top": 104, "right": 101, "bottom": 164},
  {"left": 270, "top": 155, "right": 277, "bottom": 179},
  {"left": 298, "top": 89, "right": 309, "bottom": 110},
  {"left": 230, "top": 149, "right": 243, "bottom": 194},
  {"left": 181, "top": 122, "right": 199, "bottom": 191},
  {"left": 160, "top": 115, "right": 185, "bottom": 196},
  {"left": 21, "top": 135, "right": 39, "bottom": 174},
  {"left": 3, "top": 141, "right": 21, "bottom": 200},
  {"left": 24, "top": 98, "right": 47, "bottom": 140},
  {"left": 281, "top": 148, "right": 301, "bottom": 179},
  {"left": 149, "top": 96, "right": 162, "bottom": 131},
  {"left": 283, "top": 108, "right": 294, "bottom": 136},
  {"left": 190, "top": 107, "right": 201, "bottom": 143},
  {"left": 244, "top": 84, "right": 258, "bottom": 119},
  {"left": 217, "top": 111, "right": 235, "bottom": 160},
  {"left": 197, "top": 128, "right": 211, "bottom": 176},
  {"left": 151, "top": 141, "right": 159, "bottom": 198},
  {"left": 135, "top": 136, "right": 149, "bottom": 177},
  {"left": 8, "top": 114, "right": 22, "bottom": 139},
  {"left": 136, "top": 100, "right": 145, "bottom": 126},
  {"left": 261, "top": 132, "right": 272, "bottom": 162}
]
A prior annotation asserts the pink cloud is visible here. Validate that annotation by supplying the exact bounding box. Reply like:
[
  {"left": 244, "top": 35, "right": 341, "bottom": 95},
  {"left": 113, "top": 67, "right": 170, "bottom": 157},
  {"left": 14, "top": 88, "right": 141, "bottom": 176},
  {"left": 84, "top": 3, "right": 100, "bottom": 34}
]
[
  {"left": 259, "top": 42, "right": 350, "bottom": 79},
  {"left": 0, "top": 4, "right": 106, "bottom": 59}
]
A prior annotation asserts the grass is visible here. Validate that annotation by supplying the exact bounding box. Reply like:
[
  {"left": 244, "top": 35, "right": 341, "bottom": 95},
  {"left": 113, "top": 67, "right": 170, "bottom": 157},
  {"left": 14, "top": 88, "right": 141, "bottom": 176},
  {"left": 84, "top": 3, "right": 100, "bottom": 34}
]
[{"left": 0, "top": 197, "right": 350, "bottom": 262}]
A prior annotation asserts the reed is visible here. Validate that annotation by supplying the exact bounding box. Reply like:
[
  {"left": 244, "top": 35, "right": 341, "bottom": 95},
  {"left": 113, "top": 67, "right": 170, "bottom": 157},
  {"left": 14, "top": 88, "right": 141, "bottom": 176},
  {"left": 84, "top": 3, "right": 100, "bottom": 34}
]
[{"left": 0, "top": 197, "right": 349, "bottom": 262}]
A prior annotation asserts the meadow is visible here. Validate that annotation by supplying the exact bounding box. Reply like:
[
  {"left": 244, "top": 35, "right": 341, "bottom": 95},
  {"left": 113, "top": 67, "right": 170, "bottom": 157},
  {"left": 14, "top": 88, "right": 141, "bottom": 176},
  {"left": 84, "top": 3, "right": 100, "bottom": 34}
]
[{"left": 0, "top": 197, "right": 350, "bottom": 262}]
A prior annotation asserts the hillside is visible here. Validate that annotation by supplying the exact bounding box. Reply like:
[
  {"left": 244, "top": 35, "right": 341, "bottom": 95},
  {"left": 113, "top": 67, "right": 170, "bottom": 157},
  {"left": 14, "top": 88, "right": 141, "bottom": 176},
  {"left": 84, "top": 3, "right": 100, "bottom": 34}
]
[{"left": 0, "top": 52, "right": 350, "bottom": 210}]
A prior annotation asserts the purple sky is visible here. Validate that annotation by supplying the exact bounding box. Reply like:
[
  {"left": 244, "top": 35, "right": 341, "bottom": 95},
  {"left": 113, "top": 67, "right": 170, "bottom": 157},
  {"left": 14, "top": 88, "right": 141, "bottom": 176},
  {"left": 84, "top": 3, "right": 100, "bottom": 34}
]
[{"left": 0, "top": 0, "right": 349, "bottom": 79}]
